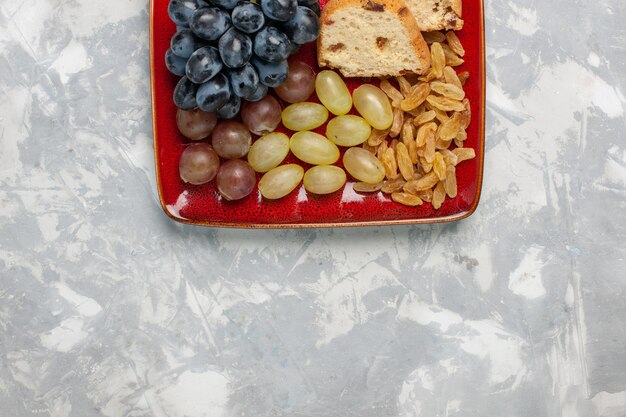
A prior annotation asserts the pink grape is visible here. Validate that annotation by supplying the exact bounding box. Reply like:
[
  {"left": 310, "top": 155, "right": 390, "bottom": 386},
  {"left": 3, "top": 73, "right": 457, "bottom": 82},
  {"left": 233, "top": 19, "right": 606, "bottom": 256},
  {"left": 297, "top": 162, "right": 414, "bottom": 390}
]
[
  {"left": 211, "top": 120, "right": 252, "bottom": 159},
  {"left": 179, "top": 143, "right": 220, "bottom": 185},
  {"left": 176, "top": 108, "right": 218, "bottom": 141},
  {"left": 273, "top": 61, "right": 315, "bottom": 104},
  {"left": 241, "top": 95, "right": 282, "bottom": 135},
  {"left": 217, "top": 159, "right": 256, "bottom": 200}
]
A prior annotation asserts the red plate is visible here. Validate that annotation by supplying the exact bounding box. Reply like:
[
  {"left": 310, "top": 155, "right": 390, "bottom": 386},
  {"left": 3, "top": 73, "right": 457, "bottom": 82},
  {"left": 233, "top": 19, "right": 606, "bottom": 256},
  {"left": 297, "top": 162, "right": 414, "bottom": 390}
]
[{"left": 149, "top": 0, "right": 485, "bottom": 228}]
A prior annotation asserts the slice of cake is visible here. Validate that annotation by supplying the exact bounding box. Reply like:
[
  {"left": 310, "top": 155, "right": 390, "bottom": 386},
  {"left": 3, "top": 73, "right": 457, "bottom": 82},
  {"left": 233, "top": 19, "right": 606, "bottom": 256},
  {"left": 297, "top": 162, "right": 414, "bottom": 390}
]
[
  {"left": 406, "top": 0, "right": 463, "bottom": 31},
  {"left": 317, "top": 0, "right": 431, "bottom": 77}
]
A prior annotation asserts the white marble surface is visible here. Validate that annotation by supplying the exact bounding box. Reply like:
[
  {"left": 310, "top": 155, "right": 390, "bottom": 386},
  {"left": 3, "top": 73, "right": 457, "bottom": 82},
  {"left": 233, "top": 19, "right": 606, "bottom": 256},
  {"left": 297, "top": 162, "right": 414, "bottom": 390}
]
[{"left": 1, "top": 0, "right": 626, "bottom": 416}]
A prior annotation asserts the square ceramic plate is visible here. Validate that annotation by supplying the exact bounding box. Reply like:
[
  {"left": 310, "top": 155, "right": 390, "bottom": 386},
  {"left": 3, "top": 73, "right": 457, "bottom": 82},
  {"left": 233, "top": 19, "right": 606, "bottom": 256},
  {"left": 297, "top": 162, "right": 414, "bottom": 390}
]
[{"left": 150, "top": 0, "right": 485, "bottom": 228}]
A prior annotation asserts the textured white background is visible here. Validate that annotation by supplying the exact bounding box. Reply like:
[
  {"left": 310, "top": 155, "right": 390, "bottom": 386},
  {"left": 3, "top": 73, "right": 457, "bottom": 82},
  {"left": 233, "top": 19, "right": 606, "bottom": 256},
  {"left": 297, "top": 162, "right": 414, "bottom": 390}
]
[{"left": 1, "top": 0, "right": 626, "bottom": 416}]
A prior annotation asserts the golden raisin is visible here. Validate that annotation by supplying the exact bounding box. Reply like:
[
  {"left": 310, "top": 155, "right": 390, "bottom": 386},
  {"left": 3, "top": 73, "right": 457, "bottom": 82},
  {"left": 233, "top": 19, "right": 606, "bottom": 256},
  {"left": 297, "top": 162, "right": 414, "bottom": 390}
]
[
  {"left": 404, "top": 171, "right": 438, "bottom": 193},
  {"left": 380, "top": 79, "right": 404, "bottom": 106},
  {"left": 432, "top": 181, "right": 446, "bottom": 209},
  {"left": 433, "top": 152, "right": 447, "bottom": 180},
  {"left": 426, "top": 95, "right": 465, "bottom": 112},
  {"left": 392, "top": 192, "right": 423, "bottom": 206},
  {"left": 430, "top": 81, "right": 465, "bottom": 100},
  {"left": 445, "top": 31, "right": 465, "bottom": 57},
  {"left": 389, "top": 108, "right": 404, "bottom": 137},
  {"left": 400, "top": 83, "right": 430, "bottom": 111},
  {"left": 452, "top": 147, "right": 476, "bottom": 163},
  {"left": 444, "top": 165, "right": 457, "bottom": 198},
  {"left": 443, "top": 66, "right": 462, "bottom": 89},
  {"left": 430, "top": 42, "right": 446, "bottom": 78},
  {"left": 381, "top": 177, "right": 406, "bottom": 194},
  {"left": 367, "top": 128, "right": 390, "bottom": 146},
  {"left": 413, "top": 110, "right": 437, "bottom": 125},
  {"left": 353, "top": 181, "right": 383, "bottom": 193},
  {"left": 441, "top": 44, "right": 464, "bottom": 66},
  {"left": 396, "top": 142, "right": 414, "bottom": 181},
  {"left": 381, "top": 147, "right": 398, "bottom": 179}
]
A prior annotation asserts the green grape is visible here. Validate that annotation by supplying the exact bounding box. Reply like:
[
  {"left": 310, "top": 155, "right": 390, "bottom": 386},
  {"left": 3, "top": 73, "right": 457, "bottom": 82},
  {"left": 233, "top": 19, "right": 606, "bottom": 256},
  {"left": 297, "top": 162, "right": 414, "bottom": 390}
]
[
  {"left": 326, "top": 115, "right": 371, "bottom": 147},
  {"left": 352, "top": 84, "right": 393, "bottom": 130},
  {"left": 303, "top": 165, "right": 346, "bottom": 195},
  {"left": 290, "top": 131, "right": 340, "bottom": 165},
  {"left": 281, "top": 102, "right": 328, "bottom": 131},
  {"left": 315, "top": 70, "right": 352, "bottom": 115},
  {"left": 247, "top": 132, "right": 290, "bottom": 173},
  {"left": 343, "top": 147, "right": 385, "bottom": 184},
  {"left": 258, "top": 164, "right": 304, "bottom": 199}
]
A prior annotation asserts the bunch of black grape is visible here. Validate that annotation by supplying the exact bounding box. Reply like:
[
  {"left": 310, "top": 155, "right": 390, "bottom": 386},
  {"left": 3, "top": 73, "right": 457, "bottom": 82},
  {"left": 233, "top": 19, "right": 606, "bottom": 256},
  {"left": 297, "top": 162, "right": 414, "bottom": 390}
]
[{"left": 166, "top": 0, "right": 320, "bottom": 119}]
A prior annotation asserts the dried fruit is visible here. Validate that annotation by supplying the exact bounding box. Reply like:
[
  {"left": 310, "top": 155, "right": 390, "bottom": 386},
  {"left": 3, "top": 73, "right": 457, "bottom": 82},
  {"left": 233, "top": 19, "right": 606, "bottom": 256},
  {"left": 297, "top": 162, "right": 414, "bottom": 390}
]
[
  {"left": 430, "top": 42, "right": 446, "bottom": 78},
  {"left": 396, "top": 142, "right": 414, "bottom": 181},
  {"left": 444, "top": 165, "right": 457, "bottom": 197},
  {"left": 390, "top": 108, "right": 404, "bottom": 137},
  {"left": 380, "top": 79, "right": 404, "bottom": 105},
  {"left": 433, "top": 152, "right": 447, "bottom": 180},
  {"left": 382, "top": 147, "right": 398, "bottom": 179},
  {"left": 401, "top": 118, "right": 415, "bottom": 145},
  {"left": 435, "top": 138, "right": 453, "bottom": 150},
  {"left": 441, "top": 44, "right": 464, "bottom": 66},
  {"left": 381, "top": 177, "right": 406, "bottom": 194},
  {"left": 426, "top": 95, "right": 465, "bottom": 112},
  {"left": 425, "top": 103, "right": 450, "bottom": 123},
  {"left": 390, "top": 138, "right": 399, "bottom": 152},
  {"left": 356, "top": 37, "right": 474, "bottom": 211},
  {"left": 445, "top": 31, "right": 465, "bottom": 57},
  {"left": 400, "top": 83, "right": 430, "bottom": 111},
  {"left": 438, "top": 112, "right": 462, "bottom": 140},
  {"left": 404, "top": 171, "right": 438, "bottom": 193},
  {"left": 368, "top": 128, "right": 390, "bottom": 146},
  {"left": 452, "top": 147, "right": 476, "bottom": 163},
  {"left": 353, "top": 181, "right": 383, "bottom": 193},
  {"left": 396, "top": 76, "right": 413, "bottom": 97},
  {"left": 430, "top": 81, "right": 465, "bottom": 100},
  {"left": 443, "top": 66, "right": 462, "bottom": 89},
  {"left": 362, "top": 141, "right": 378, "bottom": 154},
  {"left": 432, "top": 181, "right": 446, "bottom": 209},
  {"left": 376, "top": 140, "right": 388, "bottom": 160},
  {"left": 416, "top": 122, "right": 437, "bottom": 147},
  {"left": 413, "top": 110, "right": 437, "bottom": 125},
  {"left": 440, "top": 149, "right": 458, "bottom": 166},
  {"left": 392, "top": 192, "right": 423, "bottom": 206},
  {"left": 419, "top": 70, "right": 438, "bottom": 83},
  {"left": 417, "top": 188, "right": 433, "bottom": 202},
  {"left": 406, "top": 105, "right": 426, "bottom": 118},
  {"left": 424, "top": 130, "right": 436, "bottom": 163},
  {"left": 460, "top": 98, "right": 471, "bottom": 128},
  {"left": 408, "top": 139, "right": 419, "bottom": 164}
]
